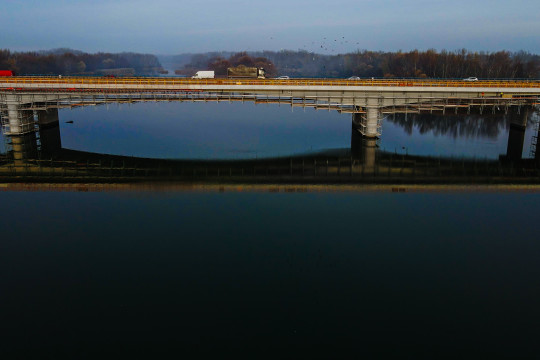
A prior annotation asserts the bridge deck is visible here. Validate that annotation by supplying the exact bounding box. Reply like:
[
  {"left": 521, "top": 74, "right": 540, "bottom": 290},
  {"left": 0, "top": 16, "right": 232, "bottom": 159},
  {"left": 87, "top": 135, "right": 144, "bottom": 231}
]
[{"left": 1, "top": 76, "right": 540, "bottom": 89}]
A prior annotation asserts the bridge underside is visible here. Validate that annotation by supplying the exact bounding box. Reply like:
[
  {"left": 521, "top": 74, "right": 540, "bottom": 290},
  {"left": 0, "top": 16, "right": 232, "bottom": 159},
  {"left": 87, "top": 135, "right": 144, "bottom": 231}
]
[
  {"left": 1, "top": 89, "right": 538, "bottom": 137},
  {"left": 2, "top": 88, "right": 538, "bottom": 106}
]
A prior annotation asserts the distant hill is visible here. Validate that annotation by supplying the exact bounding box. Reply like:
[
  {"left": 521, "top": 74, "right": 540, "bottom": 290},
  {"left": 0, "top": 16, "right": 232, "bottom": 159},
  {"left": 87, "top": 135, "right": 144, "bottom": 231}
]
[
  {"left": 0, "top": 49, "right": 164, "bottom": 76},
  {"left": 38, "top": 48, "right": 86, "bottom": 56}
]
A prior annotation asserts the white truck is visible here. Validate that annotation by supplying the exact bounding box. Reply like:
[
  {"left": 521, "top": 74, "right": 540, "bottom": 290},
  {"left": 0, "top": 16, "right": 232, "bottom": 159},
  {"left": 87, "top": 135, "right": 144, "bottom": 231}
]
[{"left": 192, "top": 71, "right": 215, "bottom": 79}]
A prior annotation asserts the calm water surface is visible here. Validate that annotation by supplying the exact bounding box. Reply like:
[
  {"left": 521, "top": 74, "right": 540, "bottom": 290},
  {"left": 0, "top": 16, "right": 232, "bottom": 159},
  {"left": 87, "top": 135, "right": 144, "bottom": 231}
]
[
  {"left": 4, "top": 101, "right": 530, "bottom": 159},
  {"left": 1, "top": 103, "right": 539, "bottom": 357}
]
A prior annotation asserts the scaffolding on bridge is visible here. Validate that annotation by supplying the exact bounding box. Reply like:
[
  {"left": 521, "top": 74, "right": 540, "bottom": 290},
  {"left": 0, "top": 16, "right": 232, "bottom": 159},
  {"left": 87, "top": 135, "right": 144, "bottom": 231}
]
[{"left": 0, "top": 104, "right": 38, "bottom": 135}]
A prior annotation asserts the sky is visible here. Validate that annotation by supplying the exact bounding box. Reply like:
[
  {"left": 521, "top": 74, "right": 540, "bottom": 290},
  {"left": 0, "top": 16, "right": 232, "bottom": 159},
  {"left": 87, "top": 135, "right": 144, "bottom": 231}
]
[{"left": 1, "top": 0, "right": 539, "bottom": 55}]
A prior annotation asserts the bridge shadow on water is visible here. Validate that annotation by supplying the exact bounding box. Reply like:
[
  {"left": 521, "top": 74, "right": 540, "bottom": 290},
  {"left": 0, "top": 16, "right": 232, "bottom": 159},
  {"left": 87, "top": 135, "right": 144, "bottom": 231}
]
[{"left": 1, "top": 112, "right": 540, "bottom": 189}]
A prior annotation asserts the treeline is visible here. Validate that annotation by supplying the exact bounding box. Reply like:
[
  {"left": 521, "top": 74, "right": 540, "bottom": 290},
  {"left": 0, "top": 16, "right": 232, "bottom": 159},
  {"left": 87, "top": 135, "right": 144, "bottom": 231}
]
[
  {"left": 176, "top": 52, "right": 276, "bottom": 76},
  {"left": 261, "top": 49, "right": 540, "bottom": 78},
  {"left": 4, "top": 48, "right": 538, "bottom": 79},
  {"left": 173, "top": 49, "right": 540, "bottom": 79},
  {"left": 388, "top": 113, "right": 511, "bottom": 139},
  {"left": 0, "top": 49, "right": 163, "bottom": 76}
]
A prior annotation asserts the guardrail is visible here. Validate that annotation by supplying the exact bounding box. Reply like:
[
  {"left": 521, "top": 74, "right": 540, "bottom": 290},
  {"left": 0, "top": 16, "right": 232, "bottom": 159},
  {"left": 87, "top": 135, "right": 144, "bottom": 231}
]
[{"left": 1, "top": 76, "right": 540, "bottom": 88}]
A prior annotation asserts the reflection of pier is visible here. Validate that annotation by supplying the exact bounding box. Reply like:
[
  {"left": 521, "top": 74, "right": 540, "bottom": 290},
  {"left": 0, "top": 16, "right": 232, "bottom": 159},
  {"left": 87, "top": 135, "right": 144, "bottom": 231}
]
[{"left": 2, "top": 111, "right": 539, "bottom": 185}]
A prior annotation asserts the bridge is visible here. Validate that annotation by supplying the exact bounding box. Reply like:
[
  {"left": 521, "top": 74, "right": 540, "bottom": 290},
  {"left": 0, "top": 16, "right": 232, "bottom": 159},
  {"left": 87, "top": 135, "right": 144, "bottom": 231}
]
[{"left": 1, "top": 76, "right": 539, "bottom": 138}]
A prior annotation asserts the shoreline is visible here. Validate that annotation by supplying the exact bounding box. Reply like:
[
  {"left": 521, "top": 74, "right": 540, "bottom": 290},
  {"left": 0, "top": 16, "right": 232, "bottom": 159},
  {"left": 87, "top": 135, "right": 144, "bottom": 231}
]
[{"left": 2, "top": 182, "right": 540, "bottom": 193}]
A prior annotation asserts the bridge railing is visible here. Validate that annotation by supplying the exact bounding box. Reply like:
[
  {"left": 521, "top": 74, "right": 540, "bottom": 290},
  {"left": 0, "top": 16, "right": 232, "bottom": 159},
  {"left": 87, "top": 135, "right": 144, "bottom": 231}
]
[{"left": 1, "top": 76, "right": 540, "bottom": 88}]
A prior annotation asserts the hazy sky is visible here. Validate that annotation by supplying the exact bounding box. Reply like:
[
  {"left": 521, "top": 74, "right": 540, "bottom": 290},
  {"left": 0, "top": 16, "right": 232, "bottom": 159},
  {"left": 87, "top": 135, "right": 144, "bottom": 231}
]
[{"left": 2, "top": 0, "right": 539, "bottom": 54}]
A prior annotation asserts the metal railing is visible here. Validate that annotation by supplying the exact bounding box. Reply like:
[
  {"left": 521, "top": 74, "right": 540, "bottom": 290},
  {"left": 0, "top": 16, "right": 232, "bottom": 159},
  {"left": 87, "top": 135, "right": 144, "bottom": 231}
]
[{"left": 1, "top": 76, "right": 540, "bottom": 89}]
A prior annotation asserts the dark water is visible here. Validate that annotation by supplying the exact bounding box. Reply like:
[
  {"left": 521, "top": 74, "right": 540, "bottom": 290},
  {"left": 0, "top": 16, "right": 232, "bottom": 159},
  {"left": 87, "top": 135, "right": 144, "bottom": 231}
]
[{"left": 1, "top": 103, "right": 540, "bottom": 358}]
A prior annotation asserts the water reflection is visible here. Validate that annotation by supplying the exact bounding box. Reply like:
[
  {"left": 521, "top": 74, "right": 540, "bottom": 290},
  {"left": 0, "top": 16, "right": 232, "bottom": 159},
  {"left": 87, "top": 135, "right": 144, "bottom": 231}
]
[
  {"left": 1, "top": 112, "right": 539, "bottom": 185},
  {"left": 26, "top": 103, "right": 537, "bottom": 160},
  {"left": 390, "top": 112, "right": 511, "bottom": 139}
]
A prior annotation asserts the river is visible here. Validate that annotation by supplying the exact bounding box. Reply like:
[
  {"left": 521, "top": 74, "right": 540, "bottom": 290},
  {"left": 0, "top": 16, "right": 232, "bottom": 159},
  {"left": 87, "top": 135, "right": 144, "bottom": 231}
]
[{"left": 1, "top": 102, "right": 539, "bottom": 358}]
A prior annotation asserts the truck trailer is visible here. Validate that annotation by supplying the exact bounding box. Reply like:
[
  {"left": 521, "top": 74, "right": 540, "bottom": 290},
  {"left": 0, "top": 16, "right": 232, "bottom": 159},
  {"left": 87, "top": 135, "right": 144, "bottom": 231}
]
[
  {"left": 192, "top": 71, "right": 215, "bottom": 79},
  {"left": 0, "top": 70, "right": 14, "bottom": 76},
  {"left": 227, "top": 66, "right": 265, "bottom": 79}
]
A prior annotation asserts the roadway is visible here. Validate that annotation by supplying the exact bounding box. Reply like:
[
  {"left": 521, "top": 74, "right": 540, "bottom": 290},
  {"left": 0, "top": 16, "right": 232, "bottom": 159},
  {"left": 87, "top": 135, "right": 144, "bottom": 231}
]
[{"left": 1, "top": 76, "right": 540, "bottom": 96}]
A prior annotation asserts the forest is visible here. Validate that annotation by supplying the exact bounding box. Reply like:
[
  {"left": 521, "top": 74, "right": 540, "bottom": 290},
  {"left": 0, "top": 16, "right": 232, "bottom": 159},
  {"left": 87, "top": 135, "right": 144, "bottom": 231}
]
[
  {"left": 0, "top": 49, "right": 163, "bottom": 76},
  {"left": 2, "top": 48, "right": 539, "bottom": 79},
  {"left": 174, "top": 49, "right": 540, "bottom": 79}
]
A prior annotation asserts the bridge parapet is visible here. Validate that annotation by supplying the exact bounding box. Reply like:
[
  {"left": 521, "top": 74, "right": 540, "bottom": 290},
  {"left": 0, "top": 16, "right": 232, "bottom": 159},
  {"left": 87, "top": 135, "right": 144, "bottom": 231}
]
[{"left": 2, "top": 76, "right": 540, "bottom": 88}]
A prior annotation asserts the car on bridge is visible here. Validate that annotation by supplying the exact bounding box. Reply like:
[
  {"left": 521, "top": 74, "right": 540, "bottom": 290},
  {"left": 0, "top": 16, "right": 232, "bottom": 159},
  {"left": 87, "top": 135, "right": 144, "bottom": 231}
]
[
  {"left": 463, "top": 77, "right": 478, "bottom": 81},
  {"left": 275, "top": 76, "right": 290, "bottom": 80},
  {"left": 347, "top": 76, "right": 361, "bottom": 80}
]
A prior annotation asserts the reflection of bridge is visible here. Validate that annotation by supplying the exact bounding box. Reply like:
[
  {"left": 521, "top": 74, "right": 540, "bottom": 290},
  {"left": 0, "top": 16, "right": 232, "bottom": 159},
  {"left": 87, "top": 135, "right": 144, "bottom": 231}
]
[
  {"left": 1, "top": 76, "right": 539, "bottom": 138},
  {"left": 1, "top": 111, "right": 539, "bottom": 185}
]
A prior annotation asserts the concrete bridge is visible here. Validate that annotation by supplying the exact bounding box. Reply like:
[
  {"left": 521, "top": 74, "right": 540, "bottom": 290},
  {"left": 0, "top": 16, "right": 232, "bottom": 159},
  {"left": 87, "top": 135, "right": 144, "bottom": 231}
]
[{"left": 1, "top": 76, "right": 539, "bottom": 138}]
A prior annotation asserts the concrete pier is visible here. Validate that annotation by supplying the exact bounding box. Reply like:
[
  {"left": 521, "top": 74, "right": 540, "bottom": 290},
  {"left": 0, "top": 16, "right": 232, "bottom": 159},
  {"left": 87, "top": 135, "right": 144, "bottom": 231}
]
[
  {"left": 352, "top": 98, "right": 382, "bottom": 138},
  {"left": 364, "top": 98, "right": 382, "bottom": 138},
  {"left": 4, "top": 95, "right": 34, "bottom": 135},
  {"left": 351, "top": 121, "right": 363, "bottom": 160},
  {"left": 37, "top": 108, "right": 62, "bottom": 155},
  {"left": 3, "top": 107, "right": 61, "bottom": 163},
  {"left": 505, "top": 108, "right": 529, "bottom": 161},
  {"left": 536, "top": 124, "right": 540, "bottom": 164}
]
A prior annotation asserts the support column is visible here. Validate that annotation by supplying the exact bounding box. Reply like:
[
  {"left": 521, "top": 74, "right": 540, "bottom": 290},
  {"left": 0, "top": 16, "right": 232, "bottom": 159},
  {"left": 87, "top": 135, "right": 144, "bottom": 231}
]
[
  {"left": 535, "top": 118, "right": 540, "bottom": 165},
  {"left": 37, "top": 108, "right": 62, "bottom": 155},
  {"left": 505, "top": 108, "right": 528, "bottom": 161},
  {"left": 351, "top": 115, "right": 363, "bottom": 159},
  {"left": 352, "top": 98, "right": 382, "bottom": 138},
  {"left": 364, "top": 97, "right": 382, "bottom": 138}
]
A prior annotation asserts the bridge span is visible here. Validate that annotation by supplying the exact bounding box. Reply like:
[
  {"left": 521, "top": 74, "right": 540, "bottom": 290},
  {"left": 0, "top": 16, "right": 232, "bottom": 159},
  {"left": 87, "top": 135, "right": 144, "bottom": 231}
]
[{"left": 1, "top": 76, "right": 539, "bottom": 137}]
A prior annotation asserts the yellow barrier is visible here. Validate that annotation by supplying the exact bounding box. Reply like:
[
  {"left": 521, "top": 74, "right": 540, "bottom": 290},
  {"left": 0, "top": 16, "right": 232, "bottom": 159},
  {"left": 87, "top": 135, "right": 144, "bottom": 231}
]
[{"left": 1, "top": 76, "right": 540, "bottom": 89}]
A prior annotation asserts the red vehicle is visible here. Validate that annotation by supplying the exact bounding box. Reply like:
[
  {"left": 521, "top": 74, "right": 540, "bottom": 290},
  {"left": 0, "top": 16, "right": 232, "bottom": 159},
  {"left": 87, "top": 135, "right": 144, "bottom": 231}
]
[{"left": 0, "top": 70, "right": 14, "bottom": 76}]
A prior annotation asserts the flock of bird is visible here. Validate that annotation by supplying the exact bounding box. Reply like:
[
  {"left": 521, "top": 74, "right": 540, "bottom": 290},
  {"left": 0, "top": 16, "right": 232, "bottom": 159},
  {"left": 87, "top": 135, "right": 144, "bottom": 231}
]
[{"left": 269, "top": 36, "right": 361, "bottom": 54}]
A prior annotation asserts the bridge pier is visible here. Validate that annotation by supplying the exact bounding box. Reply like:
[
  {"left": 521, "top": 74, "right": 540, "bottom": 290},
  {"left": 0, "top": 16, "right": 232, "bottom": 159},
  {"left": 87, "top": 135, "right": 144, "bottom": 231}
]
[
  {"left": 505, "top": 107, "right": 529, "bottom": 161},
  {"left": 536, "top": 131, "right": 540, "bottom": 165},
  {"left": 3, "top": 106, "right": 62, "bottom": 163},
  {"left": 352, "top": 98, "right": 382, "bottom": 138},
  {"left": 351, "top": 121, "right": 363, "bottom": 159},
  {"left": 2, "top": 95, "right": 35, "bottom": 135},
  {"left": 364, "top": 97, "right": 382, "bottom": 138},
  {"left": 37, "top": 108, "right": 62, "bottom": 155}
]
